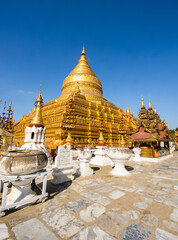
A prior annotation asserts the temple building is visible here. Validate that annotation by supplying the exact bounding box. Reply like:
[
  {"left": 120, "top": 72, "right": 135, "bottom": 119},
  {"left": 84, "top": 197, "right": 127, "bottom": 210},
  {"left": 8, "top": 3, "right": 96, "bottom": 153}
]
[
  {"left": 129, "top": 99, "right": 170, "bottom": 158},
  {"left": 14, "top": 47, "right": 136, "bottom": 150}
]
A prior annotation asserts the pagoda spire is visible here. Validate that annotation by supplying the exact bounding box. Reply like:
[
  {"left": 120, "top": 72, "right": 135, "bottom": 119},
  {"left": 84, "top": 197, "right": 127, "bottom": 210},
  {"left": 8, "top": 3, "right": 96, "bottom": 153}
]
[
  {"left": 61, "top": 46, "right": 103, "bottom": 98},
  {"left": 81, "top": 44, "right": 85, "bottom": 55},
  {"left": 154, "top": 106, "right": 157, "bottom": 114},
  {"left": 149, "top": 98, "right": 152, "bottom": 109},
  {"left": 29, "top": 86, "right": 44, "bottom": 127},
  {"left": 141, "top": 98, "right": 145, "bottom": 108},
  {"left": 126, "top": 105, "right": 130, "bottom": 114}
]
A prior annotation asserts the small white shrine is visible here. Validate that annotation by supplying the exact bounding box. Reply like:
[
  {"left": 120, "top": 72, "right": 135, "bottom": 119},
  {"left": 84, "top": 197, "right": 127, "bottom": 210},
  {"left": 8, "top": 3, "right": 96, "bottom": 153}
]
[
  {"left": 21, "top": 89, "right": 52, "bottom": 164},
  {"left": 90, "top": 145, "right": 114, "bottom": 166}
]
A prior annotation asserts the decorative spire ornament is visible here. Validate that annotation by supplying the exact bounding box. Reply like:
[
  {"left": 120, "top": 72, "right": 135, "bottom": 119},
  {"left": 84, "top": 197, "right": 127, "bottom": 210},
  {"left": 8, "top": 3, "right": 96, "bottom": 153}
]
[
  {"left": 29, "top": 87, "right": 44, "bottom": 127},
  {"left": 126, "top": 105, "right": 130, "bottom": 114},
  {"left": 154, "top": 106, "right": 157, "bottom": 114},
  {"left": 149, "top": 98, "right": 152, "bottom": 109},
  {"left": 141, "top": 98, "right": 144, "bottom": 108},
  {"left": 81, "top": 44, "right": 85, "bottom": 55}
]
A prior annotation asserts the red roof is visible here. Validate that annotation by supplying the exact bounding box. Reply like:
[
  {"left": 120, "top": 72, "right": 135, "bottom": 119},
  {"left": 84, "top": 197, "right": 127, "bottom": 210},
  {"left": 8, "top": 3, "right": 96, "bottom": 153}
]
[
  {"left": 160, "top": 130, "right": 166, "bottom": 139},
  {"left": 150, "top": 122, "right": 154, "bottom": 127},
  {"left": 158, "top": 123, "right": 163, "bottom": 129},
  {"left": 131, "top": 126, "right": 152, "bottom": 139}
]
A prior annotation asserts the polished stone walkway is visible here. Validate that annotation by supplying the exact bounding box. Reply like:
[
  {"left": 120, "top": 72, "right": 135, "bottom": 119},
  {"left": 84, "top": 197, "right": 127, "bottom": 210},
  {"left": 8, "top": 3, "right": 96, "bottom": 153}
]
[{"left": 0, "top": 152, "right": 178, "bottom": 240}]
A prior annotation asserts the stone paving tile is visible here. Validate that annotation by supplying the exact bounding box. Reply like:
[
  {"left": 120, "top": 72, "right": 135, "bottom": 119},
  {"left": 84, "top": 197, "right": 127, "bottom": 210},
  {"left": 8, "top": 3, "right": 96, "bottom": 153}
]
[
  {"left": 41, "top": 207, "right": 84, "bottom": 238},
  {"left": 147, "top": 179, "right": 162, "bottom": 184},
  {"left": 57, "top": 189, "right": 73, "bottom": 199},
  {"left": 122, "top": 210, "right": 140, "bottom": 220},
  {"left": 170, "top": 208, "right": 178, "bottom": 222},
  {"left": 69, "top": 183, "right": 86, "bottom": 193},
  {"left": 141, "top": 214, "right": 158, "bottom": 226},
  {"left": 7, "top": 215, "right": 37, "bottom": 227},
  {"left": 0, "top": 223, "right": 9, "bottom": 240},
  {"left": 12, "top": 218, "right": 59, "bottom": 240},
  {"left": 72, "top": 225, "right": 117, "bottom": 240},
  {"left": 97, "top": 215, "right": 122, "bottom": 237},
  {"left": 153, "top": 176, "right": 178, "bottom": 181},
  {"left": 140, "top": 196, "right": 153, "bottom": 204},
  {"left": 154, "top": 190, "right": 167, "bottom": 196},
  {"left": 110, "top": 207, "right": 120, "bottom": 211},
  {"left": 80, "top": 203, "right": 105, "bottom": 222},
  {"left": 133, "top": 202, "right": 148, "bottom": 209},
  {"left": 155, "top": 228, "right": 178, "bottom": 240},
  {"left": 108, "top": 190, "right": 125, "bottom": 200},
  {"left": 64, "top": 198, "right": 93, "bottom": 213},
  {"left": 163, "top": 220, "right": 178, "bottom": 234},
  {"left": 78, "top": 179, "right": 96, "bottom": 186},
  {"left": 150, "top": 195, "right": 165, "bottom": 203},
  {"left": 172, "top": 194, "right": 178, "bottom": 200},
  {"left": 113, "top": 186, "right": 135, "bottom": 192},
  {"left": 80, "top": 191, "right": 111, "bottom": 206},
  {"left": 105, "top": 182, "right": 115, "bottom": 186},
  {"left": 132, "top": 185, "right": 145, "bottom": 191},
  {"left": 165, "top": 198, "right": 178, "bottom": 208},
  {"left": 106, "top": 212, "right": 128, "bottom": 225},
  {"left": 120, "top": 222, "right": 151, "bottom": 240},
  {"left": 148, "top": 185, "right": 162, "bottom": 191},
  {"left": 96, "top": 186, "right": 114, "bottom": 193},
  {"left": 39, "top": 198, "right": 61, "bottom": 213},
  {"left": 85, "top": 182, "right": 102, "bottom": 189},
  {"left": 95, "top": 178, "right": 105, "bottom": 184},
  {"left": 158, "top": 182, "right": 172, "bottom": 188},
  {"left": 78, "top": 178, "right": 104, "bottom": 186},
  {"left": 162, "top": 188, "right": 178, "bottom": 194}
]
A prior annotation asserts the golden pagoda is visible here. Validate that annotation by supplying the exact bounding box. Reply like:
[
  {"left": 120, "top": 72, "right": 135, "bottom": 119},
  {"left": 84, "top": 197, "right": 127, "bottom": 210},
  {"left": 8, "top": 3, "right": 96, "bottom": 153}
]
[{"left": 14, "top": 47, "right": 136, "bottom": 150}]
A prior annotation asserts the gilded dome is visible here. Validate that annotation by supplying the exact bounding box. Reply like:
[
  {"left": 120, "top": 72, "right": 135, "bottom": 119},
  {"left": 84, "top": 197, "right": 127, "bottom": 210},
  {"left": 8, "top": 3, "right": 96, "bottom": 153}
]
[{"left": 61, "top": 47, "right": 103, "bottom": 98}]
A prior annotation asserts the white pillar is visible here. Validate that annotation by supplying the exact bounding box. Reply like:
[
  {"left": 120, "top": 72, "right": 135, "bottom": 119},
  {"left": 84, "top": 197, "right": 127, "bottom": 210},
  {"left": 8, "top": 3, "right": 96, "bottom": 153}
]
[
  {"left": 90, "top": 146, "right": 114, "bottom": 166},
  {"left": 133, "top": 147, "right": 141, "bottom": 162},
  {"left": 78, "top": 150, "right": 93, "bottom": 177}
]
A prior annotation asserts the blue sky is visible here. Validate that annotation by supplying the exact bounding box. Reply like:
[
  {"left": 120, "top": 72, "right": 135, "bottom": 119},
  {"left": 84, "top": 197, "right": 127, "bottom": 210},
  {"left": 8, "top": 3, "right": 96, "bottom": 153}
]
[{"left": 0, "top": 0, "right": 178, "bottom": 129}]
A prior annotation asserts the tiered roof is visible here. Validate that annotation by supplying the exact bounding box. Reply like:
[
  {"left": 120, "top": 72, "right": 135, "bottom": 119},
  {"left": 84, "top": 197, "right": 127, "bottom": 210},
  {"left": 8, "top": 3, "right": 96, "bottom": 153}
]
[{"left": 130, "top": 99, "right": 169, "bottom": 142}]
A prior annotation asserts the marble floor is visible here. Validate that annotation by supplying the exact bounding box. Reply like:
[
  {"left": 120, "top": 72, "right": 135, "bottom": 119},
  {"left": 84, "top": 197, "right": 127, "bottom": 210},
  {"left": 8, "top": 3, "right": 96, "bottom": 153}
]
[{"left": 0, "top": 152, "right": 178, "bottom": 240}]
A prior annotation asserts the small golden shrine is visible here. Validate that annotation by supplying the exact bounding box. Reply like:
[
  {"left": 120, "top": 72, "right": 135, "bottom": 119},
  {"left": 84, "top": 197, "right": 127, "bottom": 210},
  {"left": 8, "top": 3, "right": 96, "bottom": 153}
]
[
  {"left": 130, "top": 99, "right": 170, "bottom": 158},
  {"left": 14, "top": 47, "right": 136, "bottom": 150}
]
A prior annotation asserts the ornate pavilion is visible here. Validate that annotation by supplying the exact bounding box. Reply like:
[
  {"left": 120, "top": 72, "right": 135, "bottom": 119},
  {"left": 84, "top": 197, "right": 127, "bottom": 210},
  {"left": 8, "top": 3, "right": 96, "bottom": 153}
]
[
  {"left": 14, "top": 47, "right": 137, "bottom": 150},
  {"left": 129, "top": 99, "right": 170, "bottom": 158}
]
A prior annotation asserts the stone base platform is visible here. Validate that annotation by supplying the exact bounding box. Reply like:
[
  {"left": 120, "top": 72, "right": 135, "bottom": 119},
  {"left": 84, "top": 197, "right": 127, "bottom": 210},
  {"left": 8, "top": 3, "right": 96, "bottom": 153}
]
[
  {"left": 52, "top": 164, "right": 75, "bottom": 184},
  {"left": 138, "top": 154, "right": 173, "bottom": 162}
]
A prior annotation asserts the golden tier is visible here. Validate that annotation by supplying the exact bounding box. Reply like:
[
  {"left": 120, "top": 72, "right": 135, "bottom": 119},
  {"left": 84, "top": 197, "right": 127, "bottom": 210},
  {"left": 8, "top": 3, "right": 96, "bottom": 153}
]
[
  {"left": 61, "top": 47, "right": 103, "bottom": 100},
  {"left": 14, "top": 48, "right": 137, "bottom": 149}
]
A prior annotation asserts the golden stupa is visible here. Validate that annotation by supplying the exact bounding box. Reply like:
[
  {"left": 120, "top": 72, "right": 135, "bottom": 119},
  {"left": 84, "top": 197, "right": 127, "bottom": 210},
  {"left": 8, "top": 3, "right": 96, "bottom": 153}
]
[{"left": 14, "top": 47, "right": 136, "bottom": 149}]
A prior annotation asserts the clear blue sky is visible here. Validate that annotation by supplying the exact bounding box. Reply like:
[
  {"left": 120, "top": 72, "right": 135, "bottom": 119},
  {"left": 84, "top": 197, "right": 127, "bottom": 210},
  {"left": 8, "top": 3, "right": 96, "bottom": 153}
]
[{"left": 0, "top": 0, "right": 177, "bottom": 129}]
